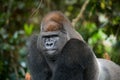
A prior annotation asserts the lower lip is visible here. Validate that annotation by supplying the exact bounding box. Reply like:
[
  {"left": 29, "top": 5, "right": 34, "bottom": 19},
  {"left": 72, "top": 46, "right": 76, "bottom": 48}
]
[{"left": 46, "top": 50, "right": 56, "bottom": 55}]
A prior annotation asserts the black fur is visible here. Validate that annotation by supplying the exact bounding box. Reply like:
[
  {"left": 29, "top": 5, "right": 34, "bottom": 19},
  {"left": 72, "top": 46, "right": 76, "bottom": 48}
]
[
  {"left": 27, "top": 36, "right": 120, "bottom": 80},
  {"left": 27, "top": 38, "right": 99, "bottom": 80},
  {"left": 52, "top": 39, "right": 99, "bottom": 80},
  {"left": 27, "top": 35, "right": 52, "bottom": 80}
]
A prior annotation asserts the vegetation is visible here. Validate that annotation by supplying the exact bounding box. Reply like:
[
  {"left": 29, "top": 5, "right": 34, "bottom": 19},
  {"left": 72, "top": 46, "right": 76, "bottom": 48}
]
[{"left": 0, "top": 0, "right": 120, "bottom": 80}]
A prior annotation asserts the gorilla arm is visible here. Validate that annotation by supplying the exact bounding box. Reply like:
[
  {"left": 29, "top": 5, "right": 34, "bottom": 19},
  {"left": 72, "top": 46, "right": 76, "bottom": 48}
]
[
  {"left": 52, "top": 39, "right": 99, "bottom": 80},
  {"left": 27, "top": 35, "right": 52, "bottom": 80},
  {"left": 52, "top": 38, "right": 120, "bottom": 80}
]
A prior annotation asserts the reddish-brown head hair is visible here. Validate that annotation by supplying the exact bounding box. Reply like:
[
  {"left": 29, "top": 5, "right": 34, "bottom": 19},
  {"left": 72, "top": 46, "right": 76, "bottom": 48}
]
[
  {"left": 40, "top": 11, "right": 84, "bottom": 43},
  {"left": 41, "top": 11, "right": 68, "bottom": 32}
]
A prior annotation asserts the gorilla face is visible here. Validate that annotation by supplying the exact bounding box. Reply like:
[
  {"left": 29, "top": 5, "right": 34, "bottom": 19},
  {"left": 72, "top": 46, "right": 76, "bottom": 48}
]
[
  {"left": 39, "top": 31, "right": 68, "bottom": 56},
  {"left": 43, "top": 34, "right": 59, "bottom": 53},
  {"left": 37, "top": 20, "right": 68, "bottom": 57},
  {"left": 41, "top": 31, "right": 60, "bottom": 55}
]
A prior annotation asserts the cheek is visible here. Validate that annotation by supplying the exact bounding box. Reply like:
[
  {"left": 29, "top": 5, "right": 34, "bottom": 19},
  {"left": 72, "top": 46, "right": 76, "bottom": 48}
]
[
  {"left": 37, "top": 37, "right": 44, "bottom": 50},
  {"left": 56, "top": 37, "right": 68, "bottom": 51}
]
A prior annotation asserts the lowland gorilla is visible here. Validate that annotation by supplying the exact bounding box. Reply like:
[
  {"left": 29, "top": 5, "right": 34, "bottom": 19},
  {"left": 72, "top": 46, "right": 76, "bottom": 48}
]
[{"left": 27, "top": 11, "right": 120, "bottom": 80}]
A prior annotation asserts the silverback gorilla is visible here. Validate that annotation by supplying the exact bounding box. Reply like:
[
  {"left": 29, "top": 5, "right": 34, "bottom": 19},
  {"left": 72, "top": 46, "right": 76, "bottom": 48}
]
[{"left": 27, "top": 11, "right": 120, "bottom": 80}]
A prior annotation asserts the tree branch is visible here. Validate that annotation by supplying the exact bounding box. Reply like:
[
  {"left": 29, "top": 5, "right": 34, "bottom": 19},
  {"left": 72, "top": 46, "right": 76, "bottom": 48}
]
[{"left": 72, "top": 0, "right": 90, "bottom": 27}]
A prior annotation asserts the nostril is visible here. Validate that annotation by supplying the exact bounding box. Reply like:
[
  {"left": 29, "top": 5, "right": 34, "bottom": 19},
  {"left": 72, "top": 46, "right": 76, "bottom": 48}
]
[
  {"left": 50, "top": 43, "right": 53, "bottom": 46},
  {"left": 46, "top": 43, "right": 49, "bottom": 46},
  {"left": 46, "top": 42, "right": 53, "bottom": 46},
  {"left": 45, "top": 41, "right": 54, "bottom": 49}
]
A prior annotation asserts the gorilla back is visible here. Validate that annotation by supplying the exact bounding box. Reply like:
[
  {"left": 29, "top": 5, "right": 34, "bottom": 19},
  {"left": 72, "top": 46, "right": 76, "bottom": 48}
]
[
  {"left": 27, "top": 11, "right": 120, "bottom": 80},
  {"left": 98, "top": 59, "right": 120, "bottom": 80}
]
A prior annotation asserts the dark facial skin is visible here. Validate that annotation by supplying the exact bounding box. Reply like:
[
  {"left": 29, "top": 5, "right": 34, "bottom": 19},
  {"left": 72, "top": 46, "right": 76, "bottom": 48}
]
[{"left": 37, "top": 22, "right": 68, "bottom": 60}]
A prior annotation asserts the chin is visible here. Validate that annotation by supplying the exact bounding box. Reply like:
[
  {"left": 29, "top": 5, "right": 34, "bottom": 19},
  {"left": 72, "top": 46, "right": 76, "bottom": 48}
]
[
  {"left": 46, "top": 50, "right": 56, "bottom": 55},
  {"left": 44, "top": 50, "right": 60, "bottom": 60}
]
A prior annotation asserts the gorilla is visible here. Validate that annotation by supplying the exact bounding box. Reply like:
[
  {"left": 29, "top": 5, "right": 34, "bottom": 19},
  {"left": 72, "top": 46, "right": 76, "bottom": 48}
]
[{"left": 27, "top": 11, "right": 120, "bottom": 80}]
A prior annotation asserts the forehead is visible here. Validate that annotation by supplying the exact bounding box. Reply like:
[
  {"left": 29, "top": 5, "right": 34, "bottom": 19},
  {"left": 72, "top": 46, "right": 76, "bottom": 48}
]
[
  {"left": 42, "top": 21, "right": 62, "bottom": 32},
  {"left": 41, "top": 12, "right": 66, "bottom": 32}
]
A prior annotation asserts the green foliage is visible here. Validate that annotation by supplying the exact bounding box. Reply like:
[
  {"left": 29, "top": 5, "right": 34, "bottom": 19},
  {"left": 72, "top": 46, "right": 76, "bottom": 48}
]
[
  {"left": 0, "top": 28, "right": 26, "bottom": 80},
  {"left": 0, "top": 0, "right": 120, "bottom": 79},
  {"left": 77, "top": 22, "right": 97, "bottom": 40},
  {"left": 88, "top": 29, "right": 107, "bottom": 45},
  {"left": 0, "top": 0, "right": 35, "bottom": 79},
  {"left": 24, "top": 24, "right": 34, "bottom": 36}
]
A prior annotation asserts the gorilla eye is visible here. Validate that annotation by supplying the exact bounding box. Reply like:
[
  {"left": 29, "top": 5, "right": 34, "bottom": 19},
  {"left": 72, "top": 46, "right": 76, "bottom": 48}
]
[
  {"left": 51, "top": 35, "right": 58, "bottom": 37},
  {"left": 43, "top": 35, "right": 58, "bottom": 38}
]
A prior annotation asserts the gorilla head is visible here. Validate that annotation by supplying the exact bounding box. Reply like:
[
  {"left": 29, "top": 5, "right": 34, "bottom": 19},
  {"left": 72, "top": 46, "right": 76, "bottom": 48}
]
[{"left": 37, "top": 11, "right": 83, "bottom": 58}]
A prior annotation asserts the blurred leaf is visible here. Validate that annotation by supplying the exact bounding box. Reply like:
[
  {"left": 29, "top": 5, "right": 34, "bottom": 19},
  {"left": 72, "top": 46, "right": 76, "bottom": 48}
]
[
  {"left": 84, "top": 22, "right": 97, "bottom": 33},
  {"left": 68, "top": 6, "right": 74, "bottom": 11},
  {"left": 65, "top": 0, "right": 77, "bottom": 5},
  {"left": 112, "top": 16, "right": 120, "bottom": 25},
  {"left": 19, "top": 47, "right": 27, "bottom": 57},
  {"left": 88, "top": 29, "right": 107, "bottom": 45},
  {"left": 17, "top": 1, "right": 25, "bottom": 9},
  {"left": 100, "top": 1, "right": 105, "bottom": 9},
  {"left": 24, "top": 24, "right": 34, "bottom": 36}
]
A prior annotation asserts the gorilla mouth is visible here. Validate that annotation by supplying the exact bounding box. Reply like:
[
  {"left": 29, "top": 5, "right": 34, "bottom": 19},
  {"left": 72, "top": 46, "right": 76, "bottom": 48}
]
[
  {"left": 46, "top": 49, "right": 57, "bottom": 55},
  {"left": 47, "top": 50, "right": 56, "bottom": 55}
]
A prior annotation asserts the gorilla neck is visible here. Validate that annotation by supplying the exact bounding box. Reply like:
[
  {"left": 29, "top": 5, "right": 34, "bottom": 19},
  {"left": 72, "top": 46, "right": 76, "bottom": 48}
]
[
  {"left": 47, "top": 59, "right": 56, "bottom": 72},
  {"left": 45, "top": 54, "right": 59, "bottom": 72}
]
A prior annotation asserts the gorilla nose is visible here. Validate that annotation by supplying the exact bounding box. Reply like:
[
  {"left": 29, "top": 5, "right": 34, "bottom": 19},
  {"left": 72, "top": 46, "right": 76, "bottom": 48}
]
[{"left": 45, "top": 41, "right": 54, "bottom": 49}]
